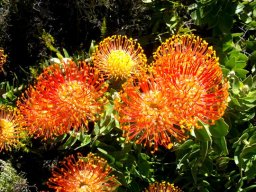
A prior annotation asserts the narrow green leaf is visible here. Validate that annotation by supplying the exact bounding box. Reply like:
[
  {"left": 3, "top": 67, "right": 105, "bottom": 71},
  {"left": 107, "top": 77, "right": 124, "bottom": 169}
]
[
  {"left": 213, "top": 137, "right": 229, "bottom": 155},
  {"left": 62, "top": 48, "right": 69, "bottom": 58},
  {"left": 60, "top": 135, "right": 77, "bottom": 149},
  {"left": 209, "top": 118, "right": 229, "bottom": 138},
  {"left": 199, "top": 141, "right": 209, "bottom": 162}
]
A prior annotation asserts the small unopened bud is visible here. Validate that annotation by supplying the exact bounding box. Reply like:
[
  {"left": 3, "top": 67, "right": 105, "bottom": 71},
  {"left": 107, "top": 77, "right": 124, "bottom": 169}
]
[
  {"left": 49, "top": 58, "right": 61, "bottom": 64},
  {"left": 240, "top": 84, "right": 249, "bottom": 95},
  {"left": 227, "top": 70, "right": 236, "bottom": 78}
]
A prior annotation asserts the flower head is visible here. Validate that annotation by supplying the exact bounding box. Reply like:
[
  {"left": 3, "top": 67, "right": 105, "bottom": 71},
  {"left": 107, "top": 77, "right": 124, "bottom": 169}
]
[
  {"left": 115, "top": 74, "right": 189, "bottom": 152},
  {"left": 0, "top": 48, "right": 7, "bottom": 72},
  {"left": 144, "top": 181, "right": 182, "bottom": 192},
  {"left": 17, "top": 61, "right": 108, "bottom": 140},
  {"left": 47, "top": 153, "right": 120, "bottom": 192},
  {"left": 152, "top": 34, "right": 229, "bottom": 127},
  {"left": 0, "top": 105, "right": 23, "bottom": 152},
  {"left": 92, "top": 35, "right": 147, "bottom": 79}
]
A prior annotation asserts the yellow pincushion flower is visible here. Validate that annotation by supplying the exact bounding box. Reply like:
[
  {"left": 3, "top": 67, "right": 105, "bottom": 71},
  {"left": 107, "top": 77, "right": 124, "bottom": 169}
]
[
  {"left": 92, "top": 35, "right": 147, "bottom": 79},
  {"left": 0, "top": 105, "right": 23, "bottom": 152}
]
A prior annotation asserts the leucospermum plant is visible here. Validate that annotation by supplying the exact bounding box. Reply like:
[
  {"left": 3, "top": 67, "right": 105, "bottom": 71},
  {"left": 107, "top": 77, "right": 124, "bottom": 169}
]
[
  {"left": 92, "top": 35, "right": 147, "bottom": 79},
  {"left": 115, "top": 34, "right": 229, "bottom": 152},
  {"left": 152, "top": 34, "right": 229, "bottom": 127},
  {"left": 17, "top": 61, "right": 108, "bottom": 139},
  {"left": 3, "top": 33, "right": 233, "bottom": 191},
  {"left": 47, "top": 152, "right": 120, "bottom": 192},
  {"left": 115, "top": 74, "right": 190, "bottom": 152}
]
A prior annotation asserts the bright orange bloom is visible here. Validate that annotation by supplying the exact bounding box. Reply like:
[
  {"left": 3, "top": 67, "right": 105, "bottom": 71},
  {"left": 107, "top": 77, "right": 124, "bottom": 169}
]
[
  {"left": 115, "top": 75, "right": 189, "bottom": 152},
  {"left": 0, "top": 48, "right": 7, "bottom": 72},
  {"left": 152, "top": 34, "right": 229, "bottom": 127},
  {"left": 47, "top": 153, "right": 120, "bottom": 192},
  {"left": 0, "top": 105, "right": 23, "bottom": 152},
  {"left": 144, "top": 181, "right": 182, "bottom": 192},
  {"left": 92, "top": 35, "right": 147, "bottom": 79},
  {"left": 17, "top": 61, "right": 108, "bottom": 140}
]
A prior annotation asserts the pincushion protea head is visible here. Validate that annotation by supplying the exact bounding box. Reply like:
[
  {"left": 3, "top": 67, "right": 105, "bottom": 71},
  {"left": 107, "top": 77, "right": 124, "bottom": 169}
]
[
  {"left": 152, "top": 34, "right": 229, "bottom": 128},
  {"left": 47, "top": 153, "right": 120, "bottom": 192},
  {"left": 17, "top": 61, "right": 108, "bottom": 140},
  {"left": 92, "top": 35, "right": 147, "bottom": 79},
  {"left": 115, "top": 74, "right": 190, "bottom": 152},
  {"left": 0, "top": 105, "right": 23, "bottom": 152},
  {"left": 144, "top": 181, "right": 182, "bottom": 192}
]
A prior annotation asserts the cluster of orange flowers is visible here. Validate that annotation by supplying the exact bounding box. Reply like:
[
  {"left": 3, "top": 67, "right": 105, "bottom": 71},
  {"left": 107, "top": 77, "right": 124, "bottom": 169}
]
[{"left": 0, "top": 34, "right": 228, "bottom": 191}]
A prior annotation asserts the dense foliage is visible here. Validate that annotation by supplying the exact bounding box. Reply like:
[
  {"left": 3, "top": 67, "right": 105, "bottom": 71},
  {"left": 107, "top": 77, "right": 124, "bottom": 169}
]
[{"left": 0, "top": 0, "right": 256, "bottom": 191}]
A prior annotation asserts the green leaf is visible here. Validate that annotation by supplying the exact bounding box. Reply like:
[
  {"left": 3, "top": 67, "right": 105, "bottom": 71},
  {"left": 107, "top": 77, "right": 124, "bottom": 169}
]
[
  {"left": 245, "top": 157, "right": 256, "bottom": 180},
  {"left": 235, "top": 68, "right": 249, "bottom": 79},
  {"left": 62, "top": 48, "right": 70, "bottom": 58},
  {"left": 225, "top": 51, "right": 248, "bottom": 73},
  {"left": 93, "top": 123, "right": 100, "bottom": 135},
  {"left": 249, "top": 133, "right": 256, "bottom": 145},
  {"left": 240, "top": 144, "right": 256, "bottom": 159},
  {"left": 244, "top": 184, "right": 256, "bottom": 191},
  {"left": 75, "top": 135, "right": 91, "bottom": 150},
  {"left": 243, "top": 75, "right": 253, "bottom": 87},
  {"left": 213, "top": 137, "right": 229, "bottom": 155},
  {"left": 176, "top": 139, "right": 195, "bottom": 151},
  {"left": 59, "top": 135, "right": 77, "bottom": 149},
  {"left": 241, "top": 90, "right": 256, "bottom": 103},
  {"left": 230, "top": 95, "right": 241, "bottom": 106},
  {"left": 191, "top": 159, "right": 199, "bottom": 184},
  {"left": 209, "top": 118, "right": 229, "bottom": 138},
  {"left": 233, "top": 132, "right": 249, "bottom": 147},
  {"left": 231, "top": 76, "right": 242, "bottom": 95},
  {"left": 194, "top": 124, "right": 212, "bottom": 142},
  {"left": 199, "top": 141, "right": 209, "bottom": 162},
  {"left": 216, "top": 157, "right": 231, "bottom": 170}
]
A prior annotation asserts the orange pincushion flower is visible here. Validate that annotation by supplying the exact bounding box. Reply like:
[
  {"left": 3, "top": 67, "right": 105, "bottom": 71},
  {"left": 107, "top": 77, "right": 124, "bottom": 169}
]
[
  {"left": 115, "top": 74, "right": 189, "bottom": 152},
  {"left": 92, "top": 35, "right": 147, "bottom": 79},
  {"left": 152, "top": 34, "right": 229, "bottom": 127},
  {"left": 0, "top": 105, "right": 23, "bottom": 152},
  {"left": 144, "top": 181, "right": 182, "bottom": 192},
  {"left": 17, "top": 61, "right": 108, "bottom": 140},
  {"left": 47, "top": 153, "right": 120, "bottom": 192}
]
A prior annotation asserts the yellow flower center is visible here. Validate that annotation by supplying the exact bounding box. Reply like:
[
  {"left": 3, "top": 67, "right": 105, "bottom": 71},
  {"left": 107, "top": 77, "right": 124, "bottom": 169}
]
[
  {"left": 57, "top": 80, "right": 99, "bottom": 122},
  {"left": 140, "top": 90, "right": 170, "bottom": 125},
  {"left": 58, "top": 81, "right": 89, "bottom": 106},
  {"left": 106, "top": 50, "right": 134, "bottom": 78},
  {"left": 0, "top": 119, "right": 15, "bottom": 139}
]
